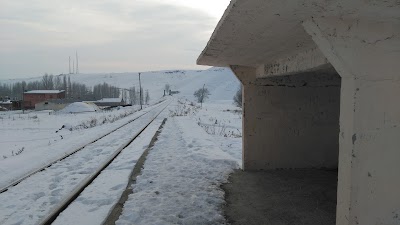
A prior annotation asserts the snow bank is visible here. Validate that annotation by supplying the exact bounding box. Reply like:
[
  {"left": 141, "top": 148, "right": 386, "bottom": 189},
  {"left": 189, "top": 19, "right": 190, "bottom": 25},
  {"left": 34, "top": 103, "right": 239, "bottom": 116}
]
[{"left": 59, "top": 102, "right": 99, "bottom": 113}]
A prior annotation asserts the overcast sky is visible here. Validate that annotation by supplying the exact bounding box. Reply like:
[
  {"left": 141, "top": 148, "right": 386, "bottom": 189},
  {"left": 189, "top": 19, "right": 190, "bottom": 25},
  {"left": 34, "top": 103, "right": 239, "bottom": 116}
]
[{"left": 0, "top": 0, "right": 230, "bottom": 79}]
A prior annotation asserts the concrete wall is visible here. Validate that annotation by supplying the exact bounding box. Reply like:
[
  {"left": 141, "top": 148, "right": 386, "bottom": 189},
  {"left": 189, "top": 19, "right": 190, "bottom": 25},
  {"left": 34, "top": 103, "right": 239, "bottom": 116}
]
[
  {"left": 303, "top": 17, "right": 400, "bottom": 225},
  {"left": 35, "top": 102, "right": 68, "bottom": 111},
  {"left": 24, "top": 92, "right": 66, "bottom": 108},
  {"left": 231, "top": 65, "right": 341, "bottom": 170}
]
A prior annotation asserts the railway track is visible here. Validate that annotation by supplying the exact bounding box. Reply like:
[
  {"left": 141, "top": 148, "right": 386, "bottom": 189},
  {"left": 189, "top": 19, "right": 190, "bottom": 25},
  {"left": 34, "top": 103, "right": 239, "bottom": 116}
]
[
  {"left": 0, "top": 100, "right": 166, "bottom": 194},
  {"left": 0, "top": 100, "right": 170, "bottom": 225}
]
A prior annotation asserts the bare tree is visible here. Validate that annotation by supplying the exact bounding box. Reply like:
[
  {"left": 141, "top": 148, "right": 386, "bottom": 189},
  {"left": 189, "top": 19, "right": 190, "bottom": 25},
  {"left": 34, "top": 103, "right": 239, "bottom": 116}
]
[
  {"left": 129, "top": 86, "right": 137, "bottom": 105},
  {"left": 54, "top": 76, "right": 62, "bottom": 90},
  {"left": 121, "top": 89, "right": 126, "bottom": 104},
  {"left": 63, "top": 75, "right": 67, "bottom": 92},
  {"left": 145, "top": 89, "right": 150, "bottom": 104},
  {"left": 139, "top": 87, "right": 144, "bottom": 105},
  {"left": 27, "top": 80, "right": 42, "bottom": 90},
  {"left": 92, "top": 82, "right": 120, "bottom": 100},
  {"left": 67, "top": 76, "right": 72, "bottom": 98},
  {"left": 194, "top": 85, "right": 210, "bottom": 106},
  {"left": 233, "top": 85, "right": 242, "bottom": 108},
  {"left": 42, "top": 74, "right": 54, "bottom": 90}
]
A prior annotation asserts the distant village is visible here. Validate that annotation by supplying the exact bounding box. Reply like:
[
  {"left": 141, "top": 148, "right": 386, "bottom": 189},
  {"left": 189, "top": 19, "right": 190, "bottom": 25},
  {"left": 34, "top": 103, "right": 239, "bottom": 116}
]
[{"left": 0, "top": 74, "right": 151, "bottom": 112}]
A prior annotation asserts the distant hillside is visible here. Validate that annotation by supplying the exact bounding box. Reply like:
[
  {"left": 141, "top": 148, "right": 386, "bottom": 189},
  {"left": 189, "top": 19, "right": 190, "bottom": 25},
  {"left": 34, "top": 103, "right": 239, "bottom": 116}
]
[{"left": 0, "top": 67, "right": 240, "bottom": 103}]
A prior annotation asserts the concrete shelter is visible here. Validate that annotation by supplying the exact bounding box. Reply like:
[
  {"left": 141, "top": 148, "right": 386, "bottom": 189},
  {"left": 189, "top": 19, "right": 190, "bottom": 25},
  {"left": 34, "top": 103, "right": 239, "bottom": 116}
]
[{"left": 197, "top": 1, "right": 400, "bottom": 224}]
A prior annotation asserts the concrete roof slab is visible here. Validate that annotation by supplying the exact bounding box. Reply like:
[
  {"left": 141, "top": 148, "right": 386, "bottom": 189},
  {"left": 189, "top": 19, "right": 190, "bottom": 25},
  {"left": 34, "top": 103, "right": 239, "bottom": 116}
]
[{"left": 197, "top": 0, "right": 400, "bottom": 67}]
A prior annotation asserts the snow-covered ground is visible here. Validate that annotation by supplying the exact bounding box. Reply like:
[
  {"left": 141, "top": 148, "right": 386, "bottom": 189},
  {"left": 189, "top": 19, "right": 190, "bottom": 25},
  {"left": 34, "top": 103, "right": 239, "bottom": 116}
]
[
  {"left": 54, "top": 99, "right": 243, "bottom": 225},
  {"left": 0, "top": 67, "right": 243, "bottom": 224},
  {"left": 0, "top": 106, "right": 143, "bottom": 160},
  {"left": 0, "top": 102, "right": 168, "bottom": 225},
  {"left": 0, "top": 103, "right": 166, "bottom": 188},
  {"left": 117, "top": 115, "right": 239, "bottom": 225},
  {"left": 192, "top": 102, "right": 243, "bottom": 167},
  {"left": 167, "top": 98, "right": 242, "bottom": 167},
  {"left": 52, "top": 114, "right": 167, "bottom": 225}
]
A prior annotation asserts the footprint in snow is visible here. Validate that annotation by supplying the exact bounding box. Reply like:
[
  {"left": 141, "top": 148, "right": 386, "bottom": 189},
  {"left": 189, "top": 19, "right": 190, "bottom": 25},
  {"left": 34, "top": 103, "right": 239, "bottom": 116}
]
[
  {"left": 51, "top": 189, "right": 62, "bottom": 196},
  {"left": 49, "top": 183, "right": 57, "bottom": 190},
  {"left": 110, "top": 184, "right": 125, "bottom": 191},
  {"left": 32, "top": 192, "right": 46, "bottom": 201}
]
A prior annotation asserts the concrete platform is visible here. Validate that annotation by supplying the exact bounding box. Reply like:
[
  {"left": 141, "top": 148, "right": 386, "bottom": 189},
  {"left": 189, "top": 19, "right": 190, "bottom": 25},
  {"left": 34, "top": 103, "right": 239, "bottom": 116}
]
[{"left": 223, "top": 169, "right": 337, "bottom": 225}]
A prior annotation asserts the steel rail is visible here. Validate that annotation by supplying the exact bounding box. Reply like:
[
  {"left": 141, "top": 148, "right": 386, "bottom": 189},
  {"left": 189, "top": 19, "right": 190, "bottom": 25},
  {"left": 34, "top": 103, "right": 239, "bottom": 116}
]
[
  {"left": 0, "top": 99, "right": 167, "bottom": 194},
  {"left": 38, "top": 100, "right": 170, "bottom": 225}
]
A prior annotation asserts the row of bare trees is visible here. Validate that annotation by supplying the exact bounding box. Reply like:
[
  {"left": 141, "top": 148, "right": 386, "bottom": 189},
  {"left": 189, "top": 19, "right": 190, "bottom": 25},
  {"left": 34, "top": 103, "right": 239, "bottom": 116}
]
[
  {"left": 0, "top": 74, "right": 120, "bottom": 101},
  {"left": 123, "top": 87, "right": 150, "bottom": 105}
]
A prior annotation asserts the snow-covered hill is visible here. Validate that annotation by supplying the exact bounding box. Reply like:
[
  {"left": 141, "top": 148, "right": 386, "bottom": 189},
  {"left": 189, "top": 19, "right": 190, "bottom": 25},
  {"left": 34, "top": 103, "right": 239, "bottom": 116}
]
[{"left": 1, "top": 67, "right": 240, "bottom": 104}]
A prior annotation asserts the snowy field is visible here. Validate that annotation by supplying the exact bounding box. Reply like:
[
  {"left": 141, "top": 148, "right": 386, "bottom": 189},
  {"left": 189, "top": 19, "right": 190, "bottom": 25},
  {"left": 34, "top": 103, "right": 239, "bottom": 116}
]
[
  {"left": 0, "top": 67, "right": 240, "bottom": 166},
  {"left": 0, "top": 67, "right": 243, "bottom": 224},
  {"left": 168, "top": 98, "right": 243, "bottom": 167},
  {"left": 0, "top": 105, "right": 141, "bottom": 160}
]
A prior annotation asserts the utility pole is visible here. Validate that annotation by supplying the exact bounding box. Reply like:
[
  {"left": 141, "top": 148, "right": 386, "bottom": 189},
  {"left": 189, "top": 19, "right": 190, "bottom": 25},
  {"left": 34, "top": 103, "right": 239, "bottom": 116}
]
[
  {"left": 139, "top": 73, "right": 142, "bottom": 110},
  {"left": 22, "top": 82, "right": 25, "bottom": 114},
  {"left": 69, "top": 56, "right": 71, "bottom": 74},
  {"left": 76, "top": 51, "right": 79, "bottom": 74},
  {"left": 73, "top": 60, "right": 75, "bottom": 75}
]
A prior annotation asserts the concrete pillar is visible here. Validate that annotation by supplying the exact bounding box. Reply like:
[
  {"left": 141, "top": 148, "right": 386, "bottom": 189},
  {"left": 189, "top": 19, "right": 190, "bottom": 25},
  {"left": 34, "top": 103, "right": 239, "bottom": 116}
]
[
  {"left": 304, "top": 17, "right": 400, "bottom": 225},
  {"left": 230, "top": 65, "right": 341, "bottom": 171}
]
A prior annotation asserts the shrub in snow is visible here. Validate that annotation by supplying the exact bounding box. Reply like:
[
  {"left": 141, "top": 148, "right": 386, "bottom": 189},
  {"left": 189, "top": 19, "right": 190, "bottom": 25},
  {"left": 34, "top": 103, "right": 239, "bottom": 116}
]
[
  {"left": 169, "top": 99, "right": 199, "bottom": 117},
  {"left": 197, "top": 122, "right": 241, "bottom": 138},
  {"left": 63, "top": 107, "right": 139, "bottom": 131},
  {"left": 10, "top": 147, "right": 25, "bottom": 158},
  {"left": 15, "top": 147, "right": 25, "bottom": 156}
]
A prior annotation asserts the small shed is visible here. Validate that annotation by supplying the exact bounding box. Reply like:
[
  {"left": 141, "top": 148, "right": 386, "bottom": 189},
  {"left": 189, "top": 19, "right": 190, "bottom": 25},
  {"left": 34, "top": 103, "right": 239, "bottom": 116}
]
[
  {"left": 93, "top": 98, "right": 124, "bottom": 107},
  {"left": 0, "top": 100, "right": 13, "bottom": 110}
]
